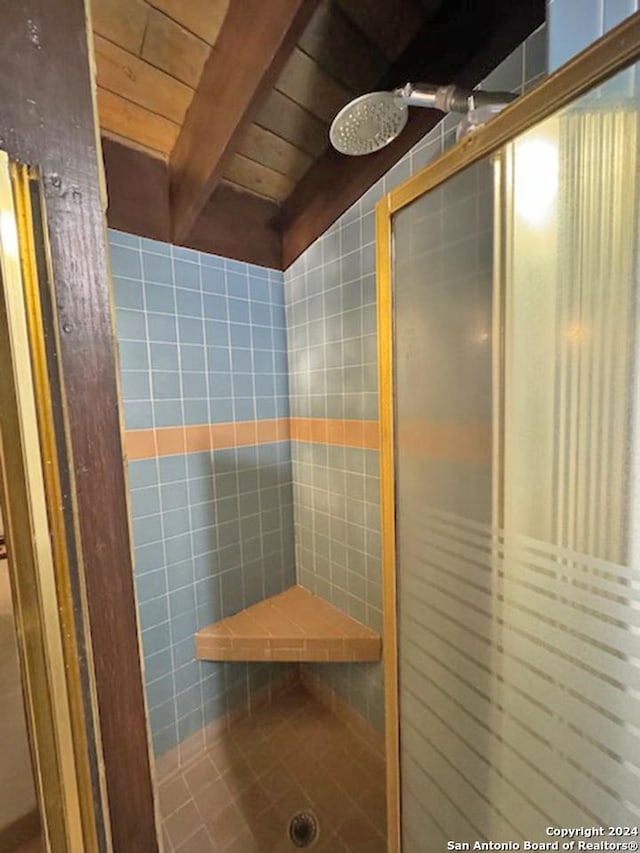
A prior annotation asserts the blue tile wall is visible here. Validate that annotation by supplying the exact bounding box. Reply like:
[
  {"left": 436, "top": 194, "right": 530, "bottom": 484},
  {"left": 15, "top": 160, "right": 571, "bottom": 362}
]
[
  {"left": 128, "top": 442, "right": 295, "bottom": 755},
  {"left": 112, "top": 233, "right": 289, "bottom": 432},
  {"left": 109, "top": 230, "right": 295, "bottom": 755},
  {"left": 284, "top": 25, "right": 547, "bottom": 733},
  {"left": 548, "top": 0, "right": 638, "bottom": 71}
]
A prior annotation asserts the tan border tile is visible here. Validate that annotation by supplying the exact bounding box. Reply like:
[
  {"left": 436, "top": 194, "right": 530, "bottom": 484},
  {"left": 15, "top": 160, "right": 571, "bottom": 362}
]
[
  {"left": 185, "top": 424, "right": 210, "bottom": 453},
  {"left": 156, "top": 426, "right": 186, "bottom": 456},
  {"left": 210, "top": 422, "right": 235, "bottom": 449},
  {"left": 234, "top": 420, "right": 258, "bottom": 446},
  {"left": 125, "top": 428, "right": 156, "bottom": 459}
]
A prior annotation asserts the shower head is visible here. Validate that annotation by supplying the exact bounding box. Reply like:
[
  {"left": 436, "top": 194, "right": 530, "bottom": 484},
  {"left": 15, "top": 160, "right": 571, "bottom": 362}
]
[
  {"left": 330, "top": 83, "right": 517, "bottom": 156},
  {"left": 329, "top": 91, "right": 409, "bottom": 156}
]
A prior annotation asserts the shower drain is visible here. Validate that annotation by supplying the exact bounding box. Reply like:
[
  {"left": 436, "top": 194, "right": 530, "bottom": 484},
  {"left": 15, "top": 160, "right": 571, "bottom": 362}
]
[{"left": 288, "top": 811, "right": 319, "bottom": 847}]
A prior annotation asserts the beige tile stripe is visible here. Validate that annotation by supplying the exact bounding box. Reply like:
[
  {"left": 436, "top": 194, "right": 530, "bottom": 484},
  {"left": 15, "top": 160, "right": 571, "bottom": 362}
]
[
  {"left": 124, "top": 417, "right": 382, "bottom": 460},
  {"left": 124, "top": 418, "right": 487, "bottom": 460},
  {"left": 290, "top": 417, "right": 380, "bottom": 449},
  {"left": 125, "top": 418, "right": 291, "bottom": 460}
]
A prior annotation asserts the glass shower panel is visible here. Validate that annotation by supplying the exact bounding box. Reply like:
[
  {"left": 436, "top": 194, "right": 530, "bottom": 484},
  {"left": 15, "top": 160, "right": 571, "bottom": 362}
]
[
  {"left": 393, "top": 156, "right": 498, "bottom": 850},
  {"left": 392, "top": 65, "right": 640, "bottom": 852}
]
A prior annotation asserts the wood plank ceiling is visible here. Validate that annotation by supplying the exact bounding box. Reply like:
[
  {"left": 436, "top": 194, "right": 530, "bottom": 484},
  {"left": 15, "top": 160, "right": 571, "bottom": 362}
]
[
  {"left": 92, "top": 0, "right": 228, "bottom": 155},
  {"left": 94, "top": 0, "right": 545, "bottom": 269}
]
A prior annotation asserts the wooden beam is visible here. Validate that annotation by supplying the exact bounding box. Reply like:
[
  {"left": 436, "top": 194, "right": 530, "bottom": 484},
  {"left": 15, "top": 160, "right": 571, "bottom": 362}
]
[
  {"left": 188, "top": 183, "right": 282, "bottom": 269},
  {"left": 0, "top": 2, "right": 158, "bottom": 849},
  {"left": 298, "top": 1, "right": 388, "bottom": 93},
  {"left": 170, "top": 0, "right": 320, "bottom": 244},
  {"left": 103, "top": 137, "right": 282, "bottom": 268},
  {"left": 103, "top": 136, "right": 172, "bottom": 241},
  {"left": 281, "top": 0, "right": 545, "bottom": 268},
  {"left": 335, "top": 0, "right": 424, "bottom": 62}
]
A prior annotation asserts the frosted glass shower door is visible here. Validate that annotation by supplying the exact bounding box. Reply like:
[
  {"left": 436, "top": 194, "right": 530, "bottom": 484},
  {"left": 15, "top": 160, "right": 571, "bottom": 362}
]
[{"left": 392, "top": 73, "right": 640, "bottom": 851}]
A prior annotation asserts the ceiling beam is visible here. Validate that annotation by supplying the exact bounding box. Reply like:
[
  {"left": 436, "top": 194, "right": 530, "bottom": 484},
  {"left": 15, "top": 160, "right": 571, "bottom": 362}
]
[
  {"left": 281, "top": 0, "right": 545, "bottom": 268},
  {"left": 103, "top": 136, "right": 282, "bottom": 268},
  {"left": 190, "top": 183, "right": 282, "bottom": 269},
  {"left": 170, "top": 0, "right": 320, "bottom": 244},
  {"left": 103, "top": 137, "right": 171, "bottom": 242}
]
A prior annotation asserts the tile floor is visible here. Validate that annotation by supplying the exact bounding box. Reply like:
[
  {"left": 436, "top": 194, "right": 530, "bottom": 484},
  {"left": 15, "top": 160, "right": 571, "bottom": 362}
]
[{"left": 158, "top": 683, "right": 387, "bottom": 852}]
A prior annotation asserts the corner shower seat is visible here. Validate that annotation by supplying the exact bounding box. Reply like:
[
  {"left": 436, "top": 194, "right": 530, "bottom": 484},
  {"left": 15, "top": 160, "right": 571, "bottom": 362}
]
[{"left": 195, "top": 585, "right": 381, "bottom": 662}]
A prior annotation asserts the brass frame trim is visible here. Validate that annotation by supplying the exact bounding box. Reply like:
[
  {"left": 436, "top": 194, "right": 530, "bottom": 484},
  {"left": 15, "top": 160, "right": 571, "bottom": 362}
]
[
  {"left": 14, "top": 164, "right": 106, "bottom": 851},
  {"left": 375, "top": 11, "right": 640, "bottom": 851},
  {"left": 0, "top": 152, "right": 101, "bottom": 852},
  {"left": 376, "top": 194, "right": 401, "bottom": 853}
]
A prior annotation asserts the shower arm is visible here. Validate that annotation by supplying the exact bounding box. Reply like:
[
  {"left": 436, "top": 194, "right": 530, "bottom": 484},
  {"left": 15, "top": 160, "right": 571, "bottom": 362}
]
[{"left": 392, "top": 82, "right": 517, "bottom": 114}]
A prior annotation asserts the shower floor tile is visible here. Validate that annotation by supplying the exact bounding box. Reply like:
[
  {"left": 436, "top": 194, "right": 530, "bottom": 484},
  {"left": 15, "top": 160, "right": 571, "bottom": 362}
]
[{"left": 159, "top": 683, "right": 387, "bottom": 852}]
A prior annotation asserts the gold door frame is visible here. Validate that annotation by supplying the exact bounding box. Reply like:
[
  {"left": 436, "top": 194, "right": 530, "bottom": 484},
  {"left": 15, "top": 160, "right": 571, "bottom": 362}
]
[
  {"left": 375, "top": 12, "right": 640, "bottom": 852},
  {"left": 0, "top": 152, "right": 106, "bottom": 852}
]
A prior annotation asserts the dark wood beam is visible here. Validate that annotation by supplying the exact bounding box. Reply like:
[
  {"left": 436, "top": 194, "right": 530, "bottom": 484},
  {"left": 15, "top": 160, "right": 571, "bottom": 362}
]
[
  {"left": 103, "top": 137, "right": 171, "bottom": 242},
  {"left": 281, "top": 0, "right": 545, "bottom": 268},
  {"left": 170, "top": 0, "right": 320, "bottom": 244},
  {"left": 190, "top": 183, "right": 282, "bottom": 269},
  {"left": 0, "top": 2, "right": 158, "bottom": 849},
  {"left": 335, "top": 0, "right": 425, "bottom": 62},
  {"left": 103, "top": 137, "right": 282, "bottom": 268}
]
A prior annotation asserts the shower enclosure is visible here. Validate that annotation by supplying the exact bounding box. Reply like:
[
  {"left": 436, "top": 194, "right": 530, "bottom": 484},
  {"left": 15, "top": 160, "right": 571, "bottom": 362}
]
[{"left": 378, "top": 24, "right": 640, "bottom": 853}]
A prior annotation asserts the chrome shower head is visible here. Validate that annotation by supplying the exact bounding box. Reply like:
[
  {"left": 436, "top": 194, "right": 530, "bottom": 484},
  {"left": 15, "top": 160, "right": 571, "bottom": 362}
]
[
  {"left": 330, "top": 83, "right": 517, "bottom": 156},
  {"left": 329, "top": 91, "right": 409, "bottom": 156}
]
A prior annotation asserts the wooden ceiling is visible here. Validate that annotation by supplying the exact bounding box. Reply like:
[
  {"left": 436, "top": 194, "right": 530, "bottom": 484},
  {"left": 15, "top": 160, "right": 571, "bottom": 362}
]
[
  {"left": 92, "top": 0, "right": 228, "bottom": 154},
  {"left": 95, "top": 0, "right": 545, "bottom": 269}
]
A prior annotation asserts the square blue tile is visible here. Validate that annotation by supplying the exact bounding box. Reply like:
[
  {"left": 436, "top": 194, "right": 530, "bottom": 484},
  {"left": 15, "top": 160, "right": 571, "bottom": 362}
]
[
  {"left": 153, "top": 400, "right": 183, "bottom": 427},
  {"left": 201, "top": 266, "right": 226, "bottom": 294},
  {"left": 139, "top": 599, "right": 170, "bottom": 635},
  {"left": 148, "top": 313, "right": 177, "bottom": 343},
  {"left": 152, "top": 371, "right": 181, "bottom": 400},
  {"left": 150, "top": 342, "right": 179, "bottom": 371},
  {"left": 121, "top": 371, "right": 150, "bottom": 401},
  {"left": 135, "top": 568, "right": 167, "bottom": 602},
  {"left": 113, "top": 277, "right": 144, "bottom": 310},
  {"left": 116, "top": 309, "right": 146, "bottom": 340},
  {"left": 142, "top": 251, "right": 173, "bottom": 285},
  {"left": 140, "top": 237, "right": 171, "bottom": 256},
  {"left": 182, "top": 373, "right": 207, "bottom": 399},
  {"left": 124, "top": 401, "right": 154, "bottom": 430},
  {"left": 145, "top": 282, "right": 175, "bottom": 314},
  {"left": 158, "top": 455, "right": 187, "bottom": 483},
  {"left": 207, "top": 346, "right": 231, "bottom": 372},
  {"left": 178, "top": 317, "right": 205, "bottom": 345},
  {"left": 111, "top": 245, "right": 142, "bottom": 280},
  {"left": 176, "top": 288, "right": 202, "bottom": 317},
  {"left": 210, "top": 398, "right": 234, "bottom": 423},
  {"left": 133, "top": 514, "right": 163, "bottom": 547},
  {"left": 181, "top": 344, "right": 206, "bottom": 372},
  {"left": 604, "top": 0, "right": 636, "bottom": 28},
  {"left": 230, "top": 324, "right": 251, "bottom": 348},
  {"left": 109, "top": 229, "right": 139, "bottom": 250},
  {"left": 549, "top": 0, "right": 602, "bottom": 71},
  {"left": 119, "top": 340, "right": 149, "bottom": 371},
  {"left": 228, "top": 298, "right": 250, "bottom": 324},
  {"left": 126, "top": 472, "right": 156, "bottom": 514},
  {"left": 204, "top": 293, "right": 228, "bottom": 321},
  {"left": 174, "top": 259, "right": 200, "bottom": 290},
  {"left": 184, "top": 399, "right": 209, "bottom": 425}
]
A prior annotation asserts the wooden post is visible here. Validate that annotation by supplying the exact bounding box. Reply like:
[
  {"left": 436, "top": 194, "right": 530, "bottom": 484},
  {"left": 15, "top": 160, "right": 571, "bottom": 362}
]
[{"left": 0, "top": 2, "right": 159, "bottom": 849}]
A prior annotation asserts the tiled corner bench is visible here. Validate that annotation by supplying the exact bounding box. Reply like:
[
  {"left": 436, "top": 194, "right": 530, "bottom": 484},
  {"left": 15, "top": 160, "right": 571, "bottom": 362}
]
[{"left": 195, "top": 585, "right": 381, "bottom": 663}]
